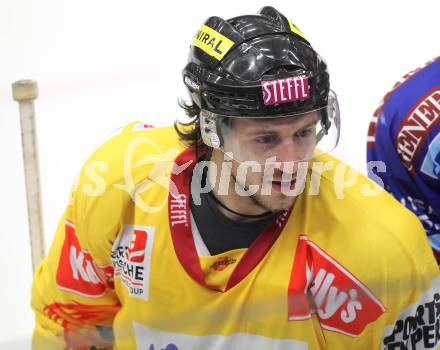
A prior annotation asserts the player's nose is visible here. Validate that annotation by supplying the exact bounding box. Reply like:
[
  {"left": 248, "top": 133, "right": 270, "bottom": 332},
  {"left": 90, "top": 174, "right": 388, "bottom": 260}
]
[{"left": 272, "top": 140, "right": 303, "bottom": 173}]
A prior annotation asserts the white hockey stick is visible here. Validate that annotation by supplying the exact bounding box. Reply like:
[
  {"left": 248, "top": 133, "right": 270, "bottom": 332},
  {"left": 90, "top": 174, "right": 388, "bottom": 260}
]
[{"left": 12, "top": 80, "right": 45, "bottom": 272}]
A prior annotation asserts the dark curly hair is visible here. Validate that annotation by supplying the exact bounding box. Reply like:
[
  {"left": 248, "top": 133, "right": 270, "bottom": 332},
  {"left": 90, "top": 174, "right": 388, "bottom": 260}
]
[{"left": 174, "top": 99, "right": 203, "bottom": 147}]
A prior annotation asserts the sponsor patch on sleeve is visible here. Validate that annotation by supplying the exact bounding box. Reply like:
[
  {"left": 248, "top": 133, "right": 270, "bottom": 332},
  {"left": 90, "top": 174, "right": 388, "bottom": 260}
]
[
  {"left": 382, "top": 276, "right": 440, "bottom": 349},
  {"left": 192, "top": 24, "right": 235, "bottom": 61},
  {"left": 288, "top": 236, "right": 385, "bottom": 337},
  {"left": 56, "top": 222, "right": 112, "bottom": 297},
  {"left": 111, "top": 225, "right": 155, "bottom": 301}
]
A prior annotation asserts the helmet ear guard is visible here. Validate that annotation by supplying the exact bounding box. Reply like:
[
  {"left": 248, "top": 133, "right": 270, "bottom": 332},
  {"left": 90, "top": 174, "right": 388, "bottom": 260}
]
[{"left": 200, "top": 110, "right": 222, "bottom": 148}]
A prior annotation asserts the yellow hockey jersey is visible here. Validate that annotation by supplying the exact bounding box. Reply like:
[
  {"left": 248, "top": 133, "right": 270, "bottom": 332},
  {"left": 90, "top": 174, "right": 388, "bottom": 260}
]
[{"left": 32, "top": 122, "right": 440, "bottom": 349}]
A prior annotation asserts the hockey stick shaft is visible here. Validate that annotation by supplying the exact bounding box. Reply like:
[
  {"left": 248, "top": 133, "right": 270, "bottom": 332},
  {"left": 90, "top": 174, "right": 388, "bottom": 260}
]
[{"left": 12, "top": 80, "right": 45, "bottom": 272}]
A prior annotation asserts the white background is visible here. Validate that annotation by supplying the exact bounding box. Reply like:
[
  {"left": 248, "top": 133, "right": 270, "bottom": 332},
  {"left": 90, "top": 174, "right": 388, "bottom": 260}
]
[{"left": 0, "top": 0, "right": 438, "bottom": 347}]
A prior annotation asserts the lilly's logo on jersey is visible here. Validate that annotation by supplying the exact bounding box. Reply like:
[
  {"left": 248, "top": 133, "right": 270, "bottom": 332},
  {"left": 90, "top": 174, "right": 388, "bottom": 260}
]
[{"left": 288, "top": 236, "right": 385, "bottom": 336}]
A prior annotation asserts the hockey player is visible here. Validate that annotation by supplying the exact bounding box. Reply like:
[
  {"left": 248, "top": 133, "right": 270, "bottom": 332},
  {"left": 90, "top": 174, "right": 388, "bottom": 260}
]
[
  {"left": 32, "top": 7, "right": 440, "bottom": 350},
  {"left": 367, "top": 57, "right": 440, "bottom": 264}
]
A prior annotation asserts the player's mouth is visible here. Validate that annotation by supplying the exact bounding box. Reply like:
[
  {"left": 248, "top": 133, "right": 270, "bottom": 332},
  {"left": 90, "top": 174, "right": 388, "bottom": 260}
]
[{"left": 271, "top": 177, "right": 297, "bottom": 193}]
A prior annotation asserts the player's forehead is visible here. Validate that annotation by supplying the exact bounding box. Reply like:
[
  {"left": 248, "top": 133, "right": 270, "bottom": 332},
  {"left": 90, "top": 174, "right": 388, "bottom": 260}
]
[{"left": 233, "top": 111, "right": 320, "bottom": 134}]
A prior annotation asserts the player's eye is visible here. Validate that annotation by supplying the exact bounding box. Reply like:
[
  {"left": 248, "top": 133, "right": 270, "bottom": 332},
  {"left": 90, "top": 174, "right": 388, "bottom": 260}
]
[
  {"left": 254, "top": 134, "right": 280, "bottom": 145},
  {"left": 295, "top": 127, "right": 315, "bottom": 139}
]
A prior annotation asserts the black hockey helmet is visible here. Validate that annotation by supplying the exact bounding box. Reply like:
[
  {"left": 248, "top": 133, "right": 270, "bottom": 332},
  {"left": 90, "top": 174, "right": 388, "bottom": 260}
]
[
  {"left": 182, "top": 6, "right": 330, "bottom": 117},
  {"left": 181, "top": 6, "right": 340, "bottom": 162}
]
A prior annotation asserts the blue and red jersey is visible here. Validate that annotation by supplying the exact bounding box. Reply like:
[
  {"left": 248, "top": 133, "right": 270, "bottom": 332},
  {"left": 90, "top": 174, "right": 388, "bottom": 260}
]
[{"left": 367, "top": 57, "right": 440, "bottom": 262}]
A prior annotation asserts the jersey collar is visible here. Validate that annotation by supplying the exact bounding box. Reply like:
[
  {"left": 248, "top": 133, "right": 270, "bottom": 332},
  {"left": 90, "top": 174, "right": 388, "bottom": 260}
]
[{"left": 168, "top": 147, "right": 292, "bottom": 292}]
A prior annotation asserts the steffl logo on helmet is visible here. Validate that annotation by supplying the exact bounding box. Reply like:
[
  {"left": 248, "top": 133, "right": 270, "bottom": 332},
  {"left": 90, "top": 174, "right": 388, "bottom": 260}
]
[{"left": 262, "top": 75, "right": 310, "bottom": 106}]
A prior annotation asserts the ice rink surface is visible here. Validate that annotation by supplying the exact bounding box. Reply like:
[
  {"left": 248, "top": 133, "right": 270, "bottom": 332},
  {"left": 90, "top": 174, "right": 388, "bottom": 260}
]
[{"left": 0, "top": 0, "right": 438, "bottom": 347}]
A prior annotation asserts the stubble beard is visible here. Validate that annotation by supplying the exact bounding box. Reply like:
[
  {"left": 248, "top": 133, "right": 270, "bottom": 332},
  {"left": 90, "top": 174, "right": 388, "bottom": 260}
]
[{"left": 230, "top": 173, "right": 295, "bottom": 213}]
